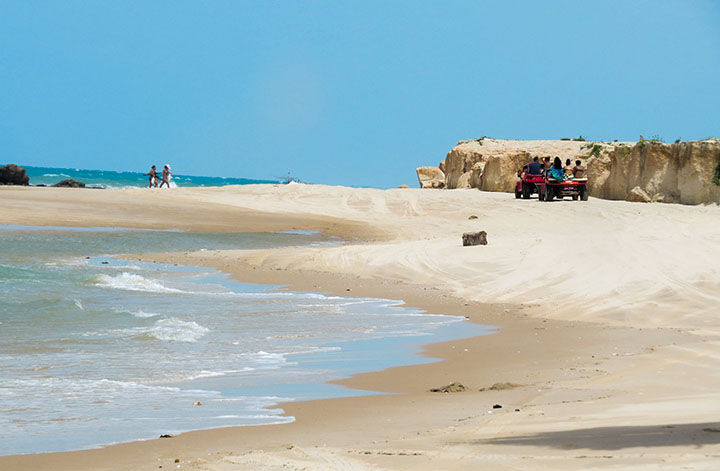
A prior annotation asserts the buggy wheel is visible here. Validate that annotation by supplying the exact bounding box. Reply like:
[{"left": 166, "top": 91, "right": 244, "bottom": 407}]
[
  {"left": 538, "top": 190, "right": 545, "bottom": 201},
  {"left": 580, "top": 186, "right": 589, "bottom": 201},
  {"left": 515, "top": 187, "right": 521, "bottom": 199},
  {"left": 572, "top": 194, "right": 578, "bottom": 201},
  {"left": 522, "top": 183, "right": 531, "bottom": 199}
]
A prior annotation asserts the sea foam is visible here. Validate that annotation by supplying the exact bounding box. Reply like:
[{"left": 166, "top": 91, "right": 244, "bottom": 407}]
[
  {"left": 88, "top": 317, "right": 210, "bottom": 343},
  {"left": 94, "top": 272, "right": 184, "bottom": 293},
  {"left": 148, "top": 317, "right": 210, "bottom": 342}
]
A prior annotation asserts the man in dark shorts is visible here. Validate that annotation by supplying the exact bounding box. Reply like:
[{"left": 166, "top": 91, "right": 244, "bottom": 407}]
[
  {"left": 146, "top": 165, "right": 157, "bottom": 188},
  {"left": 528, "top": 156, "right": 543, "bottom": 175}
]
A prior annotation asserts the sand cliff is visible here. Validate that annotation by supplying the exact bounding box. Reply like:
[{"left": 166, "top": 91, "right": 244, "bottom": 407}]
[{"left": 419, "top": 138, "right": 720, "bottom": 205}]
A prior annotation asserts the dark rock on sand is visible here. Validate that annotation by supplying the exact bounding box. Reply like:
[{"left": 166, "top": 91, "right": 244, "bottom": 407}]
[
  {"left": 429, "top": 382, "right": 466, "bottom": 393},
  {"left": 52, "top": 179, "right": 86, "bottom": 188},
  {"left": 493, "top": 404, "right": 503, "bottom": 409},
  {"left": 462, "top": 231, "right": 487, "bottom": 246},
  {"left": 159, "top": 434, "right": 173, "bottom": 438},
  {"left": 0, "top": 164, "right": 30, "bottom": 185}
]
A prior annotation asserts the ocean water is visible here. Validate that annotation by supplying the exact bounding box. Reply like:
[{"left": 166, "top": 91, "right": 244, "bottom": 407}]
[
  {"left": 23, "top": 165, "right": 280, "bottom": 189},
  {"left": 0, "top": 226, "right": 489, "bottom": 455}
]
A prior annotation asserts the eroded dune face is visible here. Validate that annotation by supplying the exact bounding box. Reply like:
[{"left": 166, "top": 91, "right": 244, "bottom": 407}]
[{"left": 432, "top": 138, "right": 720, "bottom": 205}]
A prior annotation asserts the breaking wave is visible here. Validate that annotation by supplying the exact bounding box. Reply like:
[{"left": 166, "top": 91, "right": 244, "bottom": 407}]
[
  {"left": 94, "top": 272, "right": 184, "bottom": 293},
  {"left": 88, "top": 317, "right": 210, "bottom": 343},
  {"left": 148, "top": 317, "right": 210, "bottom": 342}
]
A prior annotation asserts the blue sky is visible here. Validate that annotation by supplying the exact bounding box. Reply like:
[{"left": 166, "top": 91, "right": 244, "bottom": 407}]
[{"left": 1, "top": 1, "right": 718, "bottom": 188}]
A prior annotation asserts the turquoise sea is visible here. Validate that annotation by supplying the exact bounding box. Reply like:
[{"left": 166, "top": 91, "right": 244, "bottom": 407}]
[
  {"left": 23, "top": 165, "right": 281, "bottom": 189},
  {"left": 0, "top": 226, "right": 490, "bottom": 455}
]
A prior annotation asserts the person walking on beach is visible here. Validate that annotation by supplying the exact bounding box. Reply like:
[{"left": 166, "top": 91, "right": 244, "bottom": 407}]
[
  {"left": 146, "top": 165, "right": 158, "bottom": 188},
  {"left": 159, "top": 164, "right": 172, "bottom": 188}
]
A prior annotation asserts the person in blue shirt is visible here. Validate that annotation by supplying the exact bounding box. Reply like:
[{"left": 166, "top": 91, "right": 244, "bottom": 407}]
[{"left": 528, "top": 156, "right": 543, "bottom": 175}]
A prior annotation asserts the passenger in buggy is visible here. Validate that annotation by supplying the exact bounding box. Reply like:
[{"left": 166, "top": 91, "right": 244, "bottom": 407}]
[
  {"left": 543, "top": 156, "right": 552, "bottom": 173},
  {"left": 519, "top": 164, "right": 529, "bottom": 178},
  {"left": 528, "top": 156, "right": 543, "bottom": 175},
  {"left": 573, "top": 160, "right": 586, "bottom": 179},
  {"left": 548, "top": 157, "right": 565, "bottom": 182}
]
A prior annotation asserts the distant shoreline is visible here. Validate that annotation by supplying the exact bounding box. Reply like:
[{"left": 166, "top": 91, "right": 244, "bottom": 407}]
[{"left": 19, "top": 164, "right": 281, "bottom": 189}]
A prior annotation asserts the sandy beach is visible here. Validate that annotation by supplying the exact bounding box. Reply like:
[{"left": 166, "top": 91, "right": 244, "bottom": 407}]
[{"left": 1, "top": 184, "right": 719, "bottom": 470}]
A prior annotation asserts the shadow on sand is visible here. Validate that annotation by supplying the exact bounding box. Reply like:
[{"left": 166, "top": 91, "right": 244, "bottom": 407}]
[{"left": 475, "top": 422, "right": 720, "bottom": 450}]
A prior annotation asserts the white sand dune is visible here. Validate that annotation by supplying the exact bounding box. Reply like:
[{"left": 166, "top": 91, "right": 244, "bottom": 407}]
[{"left": 181, "top": 184, "right": 720, "bottom": 330}]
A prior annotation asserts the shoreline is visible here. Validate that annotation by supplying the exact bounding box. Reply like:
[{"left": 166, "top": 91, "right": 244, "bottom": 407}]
[
  {"left": 2, "top": 185, "right": 719, "bottom": 470},
  {"left": 0, "top": 261, "right": 694, "bottom": 470}
]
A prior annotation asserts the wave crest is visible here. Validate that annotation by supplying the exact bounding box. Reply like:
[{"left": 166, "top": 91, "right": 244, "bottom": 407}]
[
  {"left": 86, "top": 317, "right": 210, "bottom": 343},
  {"left": 94, "top": 273, "right": 183, "bottom": 293},
  {"left": 149, "top": 317, "right": 210, "bottom": 342}
]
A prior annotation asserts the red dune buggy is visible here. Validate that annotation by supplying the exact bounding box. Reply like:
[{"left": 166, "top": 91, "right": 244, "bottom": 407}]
[
  {"left": 515, "top": 171, "right": 545, "bottom": 199},
  {"left": 538, "top": 175, "right": 589, "bottom": 201}
]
